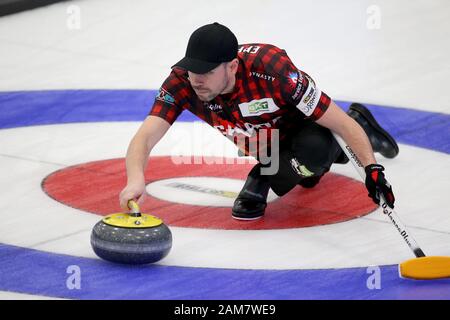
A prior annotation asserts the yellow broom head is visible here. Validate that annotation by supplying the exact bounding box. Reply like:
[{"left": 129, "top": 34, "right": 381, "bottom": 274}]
[{"left": 399, "top": 256, "right": 450, "bottom": 280}]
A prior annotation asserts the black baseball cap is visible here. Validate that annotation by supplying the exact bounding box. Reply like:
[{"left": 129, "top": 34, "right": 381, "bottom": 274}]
[{"left": 172, "top": 22, "right": 238, "bottom": 74}]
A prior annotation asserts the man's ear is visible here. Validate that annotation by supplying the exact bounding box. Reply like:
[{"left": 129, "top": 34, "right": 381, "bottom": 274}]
[{"left": 229, "top": 58, "right": 239, "bottom": 74}]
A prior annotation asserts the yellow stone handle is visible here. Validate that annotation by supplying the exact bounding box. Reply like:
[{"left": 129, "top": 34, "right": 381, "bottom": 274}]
[{"left": 127, "top": 200, "right": 141, "bottom": 217}]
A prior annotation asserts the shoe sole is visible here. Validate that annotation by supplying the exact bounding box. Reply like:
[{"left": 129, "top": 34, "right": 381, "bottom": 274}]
[
  {"left": 231, "top": 212, "right": 264, "bottom": 221},
  {"left": 349, "top": 104, "right": 399, "bottom": 158}
]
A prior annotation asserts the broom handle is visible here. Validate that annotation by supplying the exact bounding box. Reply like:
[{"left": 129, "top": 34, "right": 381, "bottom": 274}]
[{"left": 332, "top": 132, "right": 426, "bottom": 258}]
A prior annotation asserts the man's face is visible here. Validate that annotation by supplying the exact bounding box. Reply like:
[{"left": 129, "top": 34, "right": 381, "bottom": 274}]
[{"left": 188, "top": 63, "right": 232, "bottom": 102}]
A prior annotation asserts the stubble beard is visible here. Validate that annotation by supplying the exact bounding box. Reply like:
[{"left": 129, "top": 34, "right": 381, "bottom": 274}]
[{"left": 198, "top": 73, "right": 231, "bottom": 102}]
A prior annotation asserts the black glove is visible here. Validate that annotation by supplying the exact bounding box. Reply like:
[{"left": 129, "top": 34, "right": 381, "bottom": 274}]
[{"left": 364, "top": 164, "right": 395, "bottom": 208}]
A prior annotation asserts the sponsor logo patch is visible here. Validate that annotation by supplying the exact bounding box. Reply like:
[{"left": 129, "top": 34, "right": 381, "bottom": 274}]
[
  {"left": 205, "top": 103, "right": 223, "bottom": 112},
  {"left": 214, "top": 116, "right": 282, "bottom": 138},
  {"left": 156, "top": 88, "right": 175, "bottom": 105},
  {"left": 249, "top": 71, "right": 276, "bottom": 82},
  {"left": 289, "top": 70, "right": 304, "bottom": 101},
  {"left": 238, "top": 98, "right": 280, "bottom": 117},
  {"left": 295, "top": 74, "right": 321, "bottom": 116},
  {"left": 249, "top": 101, "right": 269, "bottom": 113},
  {"left": 290, "top": 158, "right": 315, "bottom": 177},
  {"left": 238, "top": 45, "right": 261, "bottom": 54}
]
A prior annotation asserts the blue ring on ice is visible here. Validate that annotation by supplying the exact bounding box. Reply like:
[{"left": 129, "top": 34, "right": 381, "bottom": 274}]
[{"left": 0, "top": 90, "right": 449, "bottom": 299}]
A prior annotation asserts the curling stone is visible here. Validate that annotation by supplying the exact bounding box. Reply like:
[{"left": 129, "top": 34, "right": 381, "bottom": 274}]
[{"left": 90, "top": 200, "right": 172, "bottom": 264}]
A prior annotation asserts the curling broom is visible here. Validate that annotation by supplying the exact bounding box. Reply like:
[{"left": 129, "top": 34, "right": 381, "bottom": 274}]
[{"left": 332, "top": 132, "right": 450, "bottom": 280}]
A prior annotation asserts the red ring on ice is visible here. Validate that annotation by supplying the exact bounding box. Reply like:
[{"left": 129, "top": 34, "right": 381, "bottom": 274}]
[{"left": 42, "top": 156, "right": 377, "bottom": 230}]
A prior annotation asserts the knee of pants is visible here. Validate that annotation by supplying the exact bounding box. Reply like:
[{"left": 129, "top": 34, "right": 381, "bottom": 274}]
[{"left": 290, "top": 128, "right": 340, "bottom": 175}]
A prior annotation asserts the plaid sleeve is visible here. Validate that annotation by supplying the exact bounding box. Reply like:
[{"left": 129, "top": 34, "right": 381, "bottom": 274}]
[
  {"left": 149, "top": 72, "right": 185, "bottom": 125},
  {"left": 271, "top": 49, "right": 330, "bottom": 121}
]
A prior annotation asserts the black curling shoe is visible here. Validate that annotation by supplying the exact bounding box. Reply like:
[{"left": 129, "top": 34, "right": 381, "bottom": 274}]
[
  {"left": 232, "top": 170, "right": 270, "bottom": 221},
  {"left": 232, "top": 198, "right": 267, "bottom": 220},
  {"left": 347, "top": 103, "right": 399, "bottom": 159}
]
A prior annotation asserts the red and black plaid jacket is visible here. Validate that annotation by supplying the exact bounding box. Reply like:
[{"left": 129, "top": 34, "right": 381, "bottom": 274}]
[{"left": 149, "top": 43, "right": 331, "bottom": 158}]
